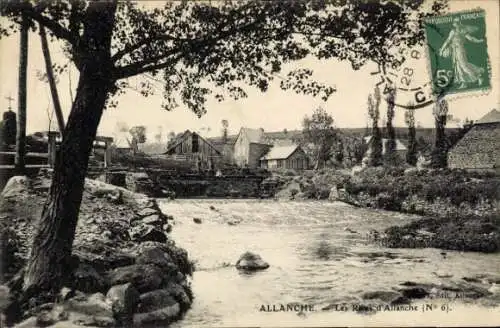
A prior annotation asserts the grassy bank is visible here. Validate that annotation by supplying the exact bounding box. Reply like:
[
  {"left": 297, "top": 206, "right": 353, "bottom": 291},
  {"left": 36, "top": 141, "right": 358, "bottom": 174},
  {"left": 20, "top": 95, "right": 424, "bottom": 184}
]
[{"left": 272, "top": 167, "right": 500, "bottom": 252}]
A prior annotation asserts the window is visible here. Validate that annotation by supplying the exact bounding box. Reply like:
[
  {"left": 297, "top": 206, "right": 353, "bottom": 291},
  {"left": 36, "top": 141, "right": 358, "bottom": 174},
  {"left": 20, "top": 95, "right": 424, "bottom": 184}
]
[
  {"left": 277, "top": 159, "right": 283, "bottom": 168},
  {"left": 192, "top": 134, "right": 199, "bottom": 153}
]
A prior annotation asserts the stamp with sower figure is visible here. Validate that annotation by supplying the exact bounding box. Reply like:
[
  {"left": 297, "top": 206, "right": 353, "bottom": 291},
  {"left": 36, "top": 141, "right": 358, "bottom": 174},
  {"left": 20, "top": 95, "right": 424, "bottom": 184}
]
[{"left": 424, "top": 9, "right": 491, "bottom": 96}]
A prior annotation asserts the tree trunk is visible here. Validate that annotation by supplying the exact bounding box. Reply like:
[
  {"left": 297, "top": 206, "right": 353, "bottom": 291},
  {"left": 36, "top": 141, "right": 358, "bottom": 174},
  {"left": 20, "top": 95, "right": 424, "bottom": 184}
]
[
  {"left": 22, "top": 2, "right": 117, "bottom": 300},
  {"left": 39, "top": 25, "right": 65, "bottom": 134},
  {"left": 15, "top": 14, "right": 28, "bottom": 174}
]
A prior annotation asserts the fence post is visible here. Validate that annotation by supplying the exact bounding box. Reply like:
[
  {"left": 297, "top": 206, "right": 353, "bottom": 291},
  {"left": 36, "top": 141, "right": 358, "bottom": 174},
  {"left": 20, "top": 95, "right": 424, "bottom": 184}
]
[
  {"left": 47, "top": 131, "right": 58, "bottom": 168},
  {"left": 103, "top": 137, "right": 113, "bottom": 168}
]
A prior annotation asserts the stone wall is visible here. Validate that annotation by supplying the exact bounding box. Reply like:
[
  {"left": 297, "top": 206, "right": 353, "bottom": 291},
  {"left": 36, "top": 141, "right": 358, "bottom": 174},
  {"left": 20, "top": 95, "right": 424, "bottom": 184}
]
[{"left": 157, "top": 176, "right": 266, "bottom": 198}]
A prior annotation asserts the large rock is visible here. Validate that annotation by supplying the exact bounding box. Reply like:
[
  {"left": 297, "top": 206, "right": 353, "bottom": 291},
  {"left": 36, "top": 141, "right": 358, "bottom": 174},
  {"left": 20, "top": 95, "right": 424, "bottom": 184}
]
[
  {"left": 106, "top": 283, "right": 140, "bottom": 326},
  {"left": 135, "top": 246, "right": 178, "bottom": 275},
  {"left": 65, "top": 292, "right": 113, "bottom": 318},
  {"left": 133, "top": 303, "right": 180, "bottom": 327},
  {"left": 71, "top": 263, "right": 109, "bottom": 293},
  {"left": 235, "top": 252, "right": 269, "bottom": 271},
  {"left": 136, "top": 208, "right": 158, "bottom": 218},
  {"left": 131, "top": 241, "right": 193, "bottom": 277},
  {"left": 1, "top": 176, "right": 30, "bottom": 198},
  {"left": 141, "top": 214, "right": 165, "bottom": 227},
  {"left": 128, "top": 225, "right": 167, "bottom": 243},
  {"left": 163, "top": 282, "right": 192, "bottom": 311},
  {"left": 73, "top": 243, "right": 135, "bottom": 273},
  {"left": 137, "top": 289, "right": 178, "bottom": 313},
  {"left": 361, "top": 290, "right": 409, "bottom": 304},
  {"left": 106, "top": 264, "right": 164, "bottom": 293}
]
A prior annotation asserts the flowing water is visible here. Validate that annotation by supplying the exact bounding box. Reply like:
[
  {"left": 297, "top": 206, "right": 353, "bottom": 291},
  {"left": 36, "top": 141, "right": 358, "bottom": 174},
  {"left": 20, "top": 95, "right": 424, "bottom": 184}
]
[{"left": 159, "top": 199, "right": 500, "bottom": 327}]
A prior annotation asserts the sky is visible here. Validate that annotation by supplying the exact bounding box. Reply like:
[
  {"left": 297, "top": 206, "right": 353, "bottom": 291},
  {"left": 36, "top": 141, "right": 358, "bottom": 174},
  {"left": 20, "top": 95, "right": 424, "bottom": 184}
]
[{"left": 0, "top": 0, "right": 498, "bottom": 142}]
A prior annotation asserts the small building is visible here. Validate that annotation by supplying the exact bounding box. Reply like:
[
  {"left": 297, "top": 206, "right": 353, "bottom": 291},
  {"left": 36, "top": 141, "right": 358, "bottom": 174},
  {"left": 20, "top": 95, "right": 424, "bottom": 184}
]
[
  {"left": 112, "top": 131, "right": 133, "bottom": 153},
  {"left": 363, "top": 136, "right": 407, "bottom": 159},
  {"left": 448, "top": 109, "right": 500, "bottom": 173},
  {"left": 260, "top": 145, "right": 309, "bottom": 170},
  {"left": 164, "top": 130, "right": 223, "bottom": 166},
  {"left": 233, "top": 127, "right": 272, "bottom": 168}
]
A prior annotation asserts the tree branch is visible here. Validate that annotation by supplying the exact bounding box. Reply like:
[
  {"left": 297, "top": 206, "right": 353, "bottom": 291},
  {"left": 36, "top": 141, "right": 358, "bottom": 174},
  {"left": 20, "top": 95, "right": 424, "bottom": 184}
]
[
  {"left": 21, "top": 8, "right": 75, "bottom": 45},
  {"left": 112, "top": 10, "right": 271, "bottom": 80},
  {"left": 111, "top": 34, "right": 186, "bottom": 62},
  {"left": 114, "top": 53, "right": 184, "bottom": 80}
]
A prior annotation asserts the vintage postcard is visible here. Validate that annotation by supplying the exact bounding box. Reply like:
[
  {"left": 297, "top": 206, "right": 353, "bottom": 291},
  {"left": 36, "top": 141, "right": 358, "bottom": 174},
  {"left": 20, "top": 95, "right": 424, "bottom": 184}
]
[{"left": 0, "top": 0, "right": 498, "bottom": 327}]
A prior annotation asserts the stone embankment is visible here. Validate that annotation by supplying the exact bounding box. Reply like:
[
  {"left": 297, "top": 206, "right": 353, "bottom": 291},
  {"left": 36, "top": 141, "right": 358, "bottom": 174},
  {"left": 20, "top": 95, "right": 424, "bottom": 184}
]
[{"left": 0, "top": 169, "right": 194, "bottom": 327}]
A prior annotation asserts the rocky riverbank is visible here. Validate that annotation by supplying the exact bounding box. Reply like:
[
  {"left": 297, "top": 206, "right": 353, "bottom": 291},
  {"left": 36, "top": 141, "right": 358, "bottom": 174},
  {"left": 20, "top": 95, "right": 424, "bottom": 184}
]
[
  {"left": 0, "top": 170, "right": 194, "bottom": 327},
  {"left": 272, "top": 168, "right": 500, "bottom": 253}
]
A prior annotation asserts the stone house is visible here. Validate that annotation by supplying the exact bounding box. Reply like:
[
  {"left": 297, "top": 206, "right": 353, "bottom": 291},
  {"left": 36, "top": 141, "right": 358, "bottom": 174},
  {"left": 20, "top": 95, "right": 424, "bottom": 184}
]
[
  {"left": 233, "top": 127, "right": 272, "bottom": 168},
  {"left": 260, "top": 145, "right": 309, "bottom": 170},
  {"left": 448, "top": 109, "right": 500, "bottom": 173}
]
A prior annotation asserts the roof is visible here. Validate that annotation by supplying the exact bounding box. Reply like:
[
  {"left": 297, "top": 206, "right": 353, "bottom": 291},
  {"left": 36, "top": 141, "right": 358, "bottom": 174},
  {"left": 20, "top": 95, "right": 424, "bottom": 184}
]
[
  {"left": 475, "top": 109, "right": 500, "bottom": 125},
  {"left": 364, "top": 136, "right": 407, "bottom": 152},
  {"left": 261, "top": 145, "right": 302, "bottom": 160},
  {"left": 448, "top": 123, "right": 500, "bottom": 169},
  {"left": 241, "top": 127, "right": 267, "bottom": 144},
  {"left": 164, "top": 130, "right": 222, "bottom": 155},
  {"left": 112, "top": 132, "right": 132, "bottom": 148}
]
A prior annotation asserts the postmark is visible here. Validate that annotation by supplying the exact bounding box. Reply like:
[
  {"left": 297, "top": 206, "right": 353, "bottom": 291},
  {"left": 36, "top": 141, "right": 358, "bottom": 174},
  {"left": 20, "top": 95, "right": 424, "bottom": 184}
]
[
  {"left": 423, "top": 9, "right": 491, "bottom": 96},
  {"left": 371, "top": 45, "right": 434, "bottom": 109}
]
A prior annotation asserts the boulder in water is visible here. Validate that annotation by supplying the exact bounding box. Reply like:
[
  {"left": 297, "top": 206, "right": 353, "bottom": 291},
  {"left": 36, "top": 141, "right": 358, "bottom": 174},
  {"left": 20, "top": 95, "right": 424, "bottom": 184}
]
[
  {"left": 235, "top": 252, "right": 269, "bottom": 271},
  {"left": 193, "top": 217, "right": 202, "bottom": 224}
]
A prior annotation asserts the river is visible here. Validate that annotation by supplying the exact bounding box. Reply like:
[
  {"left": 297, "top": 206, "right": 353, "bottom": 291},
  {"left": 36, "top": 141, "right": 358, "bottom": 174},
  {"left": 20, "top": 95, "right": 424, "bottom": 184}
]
[{"left": 159, "top": 199, "right": 500, "bottom": 327}]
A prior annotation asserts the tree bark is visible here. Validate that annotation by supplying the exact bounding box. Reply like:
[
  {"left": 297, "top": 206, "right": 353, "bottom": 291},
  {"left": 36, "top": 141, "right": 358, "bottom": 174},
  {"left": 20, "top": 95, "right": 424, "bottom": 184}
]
[
  {"left": 15, "top": 14, "right": 28, "bottom": 174},
  {"left": 22, "top": 1, "right": 117, "bottom": 299}
]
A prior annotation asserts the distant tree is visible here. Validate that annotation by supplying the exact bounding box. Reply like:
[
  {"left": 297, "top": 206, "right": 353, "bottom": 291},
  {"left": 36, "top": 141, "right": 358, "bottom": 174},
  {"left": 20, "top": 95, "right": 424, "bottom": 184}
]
[
  {"left": 431, "top": 97, "right": 448, "bottom": 168},
  {"left": 384, "top": 88, "right": 397, "bottom": 165},
  {"left": 405, "top": 108, "right": 418, "bottom": 166},
  {"left": 334, "top": 139, "right": 344, "bottom": 164},
  {"left": 129, "top": 125, "right": 147, "bottom": 155},
  {"left": 302, "top": 107, "right": 338, "bottom": 169},
  {"left": 367, "top": 87, "right": 383, "bottom": 166},
  {"left": 154, "top": 125, "right": 163, "bottom": 144},
  {"left": 221, "top": 119, "right": 229, "bottom": 144}
]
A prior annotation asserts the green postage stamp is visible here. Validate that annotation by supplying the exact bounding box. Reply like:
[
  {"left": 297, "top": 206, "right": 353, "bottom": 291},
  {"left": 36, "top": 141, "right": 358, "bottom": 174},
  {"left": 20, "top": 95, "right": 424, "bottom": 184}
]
[{"left": 424, "top": 9, "right": 490, "bottom": 96}]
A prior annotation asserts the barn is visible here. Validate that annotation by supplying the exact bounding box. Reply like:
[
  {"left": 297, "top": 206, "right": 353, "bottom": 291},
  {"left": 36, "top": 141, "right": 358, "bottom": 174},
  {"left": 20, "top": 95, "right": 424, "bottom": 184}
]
[
  {"left": 448, "top": 109, "right": 500, "bottom": 173},
  {"left": 164, "top": 130, "right": 223, "bottom": 167},
  {"left": 260, "top": 145, "right": 309, "bottom": 170}
]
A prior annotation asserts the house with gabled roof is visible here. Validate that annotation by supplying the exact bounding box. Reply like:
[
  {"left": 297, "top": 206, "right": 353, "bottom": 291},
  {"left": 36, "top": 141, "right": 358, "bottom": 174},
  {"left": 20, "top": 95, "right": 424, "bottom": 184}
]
[
  {"left": 164, "top": 130, "right": 222, "bottom": 163},
  {"left": 233, "top": 127, "right": 272, "bottom": 168},
  {"left": 260, "top": 145, "right": 309, "bottom": 170},
  {"left": 448, "top": 109, "right": 500, "bottom": 173}
]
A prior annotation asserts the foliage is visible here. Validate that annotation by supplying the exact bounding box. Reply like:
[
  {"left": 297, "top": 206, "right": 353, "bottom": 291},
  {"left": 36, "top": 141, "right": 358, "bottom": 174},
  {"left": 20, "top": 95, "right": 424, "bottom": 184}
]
[
  {"left": 382, "top": 212, "right": 500, "bottom": 253},
  {"left": 367, "top": 87, "right": 383, "bottom": 166},
  {"left": 129, "top": 125, "right": 146, "bottom": 154},
  {"left": 1, "top": 0, "right": 448, "bottom": 114},
  {"left": 221, "top": 119, "right": 229, "bottom": 143},
  {"left": 345, "top": 167, "right": 500, "bottom": 209},
  {"left": 302, "top": 107, "right": 338, "bottom": 169},
  {"left": 431, "top": 98, "right": 449, "bottom": 168},
  {"left": 405, "top": 109, "right": 418, "bottom": 165},
  {"left": 384, "top": 88, "right": 397, "bottom": 165}
]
